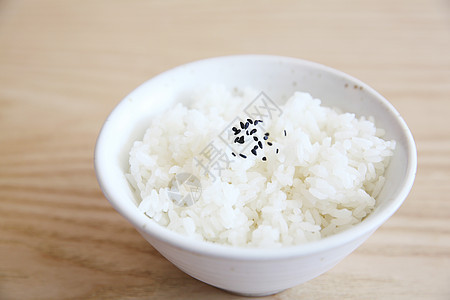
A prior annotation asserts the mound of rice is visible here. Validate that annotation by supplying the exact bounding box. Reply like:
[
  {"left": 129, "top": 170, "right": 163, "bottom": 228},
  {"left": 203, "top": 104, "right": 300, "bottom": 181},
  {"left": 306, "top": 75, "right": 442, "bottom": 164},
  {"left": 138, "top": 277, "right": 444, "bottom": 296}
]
[{"left": 127, "top": 86, "right": 395, "bottom": 247}]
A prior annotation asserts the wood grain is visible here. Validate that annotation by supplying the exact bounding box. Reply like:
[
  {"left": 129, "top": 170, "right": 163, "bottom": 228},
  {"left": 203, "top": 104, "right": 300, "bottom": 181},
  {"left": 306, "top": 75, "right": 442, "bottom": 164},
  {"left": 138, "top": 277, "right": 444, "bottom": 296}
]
[{"left": 1, "top": 0, "right": 449, "bottom": 299}]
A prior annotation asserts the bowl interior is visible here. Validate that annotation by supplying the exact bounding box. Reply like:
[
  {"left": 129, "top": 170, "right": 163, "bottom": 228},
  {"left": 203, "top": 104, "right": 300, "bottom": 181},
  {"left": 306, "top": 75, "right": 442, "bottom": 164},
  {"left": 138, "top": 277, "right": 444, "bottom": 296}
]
[{"left": 95, "top": 55, "right": 416, "bottom": 257}]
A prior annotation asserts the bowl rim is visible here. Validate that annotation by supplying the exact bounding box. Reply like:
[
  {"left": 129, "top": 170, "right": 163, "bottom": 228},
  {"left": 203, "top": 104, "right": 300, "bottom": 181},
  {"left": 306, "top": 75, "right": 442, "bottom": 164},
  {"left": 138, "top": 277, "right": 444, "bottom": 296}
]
[{"left": 94, "top": 54, "right": 417, "bottom": 260}]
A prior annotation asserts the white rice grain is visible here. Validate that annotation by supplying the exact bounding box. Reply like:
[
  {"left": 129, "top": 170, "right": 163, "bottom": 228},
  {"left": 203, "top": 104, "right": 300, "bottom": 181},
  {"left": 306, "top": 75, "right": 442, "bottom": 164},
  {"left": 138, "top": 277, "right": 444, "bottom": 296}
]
[{"left": 127, "top": 86, "right": 395, "bottom": 247}]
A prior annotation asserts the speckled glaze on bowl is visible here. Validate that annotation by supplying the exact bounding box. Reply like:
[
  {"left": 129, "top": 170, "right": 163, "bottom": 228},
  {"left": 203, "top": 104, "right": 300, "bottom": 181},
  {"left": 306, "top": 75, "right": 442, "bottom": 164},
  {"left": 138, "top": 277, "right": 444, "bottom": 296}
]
[{"left": 94, "top": 55, "right": 416, "bottom": 296}]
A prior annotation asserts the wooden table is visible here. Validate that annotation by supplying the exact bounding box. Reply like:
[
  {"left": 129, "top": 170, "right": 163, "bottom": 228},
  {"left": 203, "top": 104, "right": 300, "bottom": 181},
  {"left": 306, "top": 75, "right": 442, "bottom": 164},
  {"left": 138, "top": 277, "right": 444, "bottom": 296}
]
[{"left": 1, "top": 1, "right": 449, "bottom": 299}]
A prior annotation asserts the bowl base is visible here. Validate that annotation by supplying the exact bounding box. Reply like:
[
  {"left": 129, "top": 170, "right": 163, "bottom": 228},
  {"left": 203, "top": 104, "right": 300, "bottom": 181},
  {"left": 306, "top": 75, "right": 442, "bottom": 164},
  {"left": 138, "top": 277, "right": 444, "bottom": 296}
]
[{"left": 221, "top": 288, "right": 287, "bottom": 297}]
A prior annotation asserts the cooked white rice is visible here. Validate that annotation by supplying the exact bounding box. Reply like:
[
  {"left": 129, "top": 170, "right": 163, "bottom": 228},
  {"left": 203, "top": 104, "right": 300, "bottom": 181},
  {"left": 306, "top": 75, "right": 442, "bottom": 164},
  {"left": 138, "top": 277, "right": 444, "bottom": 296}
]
[{"left": 127, "top": 85, "right": 395, "bottom": 247}]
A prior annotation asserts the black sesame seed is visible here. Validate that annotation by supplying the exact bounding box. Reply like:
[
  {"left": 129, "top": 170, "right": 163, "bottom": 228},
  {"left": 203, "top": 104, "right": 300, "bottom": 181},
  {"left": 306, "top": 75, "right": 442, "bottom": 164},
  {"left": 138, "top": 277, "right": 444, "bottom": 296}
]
[
  {"left": 258, "top": 141, "right": 263, "bottom": 149},
  {"left": 263, "top": 135, "right": 268, "bottom": 140},
  {"left": 232, "top": 127, "right": 237, "bottom": 132},
  {"left": 253, "top": 145, "right": 259, "bottom": 150},
  {"left": 246, "top": 130, "right": 249, "bottom": 135},
  {"left": 262, "top": 156, "right": 267, "bottom": 161},
  {"left": 253, "top": 136, "right": 258, "bottom": 141},
  {"left": 267, "top": 142, "right": 273, "bottom": 146},
  {"left": 234, "top": 129, "right": 241, "bottom": 135},
  {"left": 239, "top": 136, "right": 245, "bottom": 144},
  {"left": 244, "top": 122, "right": 249, "bottom": 129},
  {"left": 254, "top": 120, "right": 259, "bottom": 125},
  {"left": 232, "top": 152, "right": 236, "bottom": 157},
  {"left": 250, "top": 128, "right": 257, "bottom": 135},
  {"left": 276, "top": 149, "right": 279, "bottom": 154},
  {"left": 247, "top": 118, "right": 253, "bottom": 124},
  {"left": 239, "top": 154, "right": 247, "bottom": 158},
  {"left": 240, "top": 122, "right": 245, "bottom": 129},
  {"left": 251, "top": 149, "right": 257, "bottom": 156},
  {"left": 264, "top": 132, "right": 269, "bottom": 136},
  {"left": 234, "top": 137, "right": 239, "bottom": 143},
  {"left": 284, "top": 130, "right": 287, "bottom": 136}
]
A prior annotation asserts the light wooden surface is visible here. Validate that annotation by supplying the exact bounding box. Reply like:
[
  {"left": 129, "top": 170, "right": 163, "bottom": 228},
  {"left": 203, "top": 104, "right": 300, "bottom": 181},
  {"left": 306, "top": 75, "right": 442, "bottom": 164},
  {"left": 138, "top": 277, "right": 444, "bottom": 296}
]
[{"left": 1, "top": 1, "right": 449, "bottom": 299}]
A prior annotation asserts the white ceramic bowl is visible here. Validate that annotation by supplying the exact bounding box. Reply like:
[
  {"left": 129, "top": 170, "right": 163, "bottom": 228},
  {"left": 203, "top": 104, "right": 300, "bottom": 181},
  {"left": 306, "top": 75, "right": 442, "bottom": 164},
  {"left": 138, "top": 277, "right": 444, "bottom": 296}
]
[{"left": 94, "top": 55, "right": 417, "bottom": 296}]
